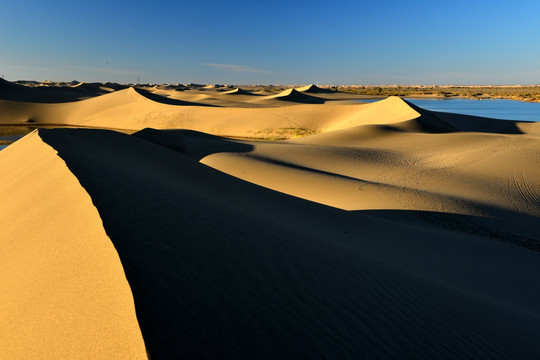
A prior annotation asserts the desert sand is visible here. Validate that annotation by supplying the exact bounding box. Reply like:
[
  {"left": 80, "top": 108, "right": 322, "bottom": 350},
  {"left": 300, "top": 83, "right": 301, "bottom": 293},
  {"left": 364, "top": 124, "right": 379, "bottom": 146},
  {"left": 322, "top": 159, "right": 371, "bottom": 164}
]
[{"left": 1, "top": 80, "right": 540, "bottom": 359}]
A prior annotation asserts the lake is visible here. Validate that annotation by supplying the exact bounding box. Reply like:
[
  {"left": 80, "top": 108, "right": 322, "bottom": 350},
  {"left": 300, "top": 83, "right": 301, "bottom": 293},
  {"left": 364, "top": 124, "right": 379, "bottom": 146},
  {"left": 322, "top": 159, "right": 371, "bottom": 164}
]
[
  {"left": 0, "top": 127, "right": 36, "bottom": 151},
  {"left": 405, "top": 98, "right": 540, "bottom": 122},
  {"left": 357, "top": 98, "right": 540, "bottom": 122}
]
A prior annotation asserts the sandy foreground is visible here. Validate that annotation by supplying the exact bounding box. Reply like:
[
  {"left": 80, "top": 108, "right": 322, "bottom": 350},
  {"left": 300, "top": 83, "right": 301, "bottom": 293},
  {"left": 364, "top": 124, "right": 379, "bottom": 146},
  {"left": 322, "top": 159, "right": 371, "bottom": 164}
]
[{"left": 1, "top": 80, "right": 540, "bottom": 359}]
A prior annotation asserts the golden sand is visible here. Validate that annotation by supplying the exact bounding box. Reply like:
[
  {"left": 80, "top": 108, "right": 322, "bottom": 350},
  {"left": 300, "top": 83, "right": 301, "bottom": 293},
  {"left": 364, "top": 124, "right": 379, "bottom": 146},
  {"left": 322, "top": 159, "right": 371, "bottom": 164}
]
[{"left": 1, "top": 80, "right": 540, "bottom": 359}]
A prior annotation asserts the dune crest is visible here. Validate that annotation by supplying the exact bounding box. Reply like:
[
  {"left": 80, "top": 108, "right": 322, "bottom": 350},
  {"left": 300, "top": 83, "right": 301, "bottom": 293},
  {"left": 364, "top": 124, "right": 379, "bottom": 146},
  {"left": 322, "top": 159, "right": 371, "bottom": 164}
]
[
  {"left": 322, "top": 96, "right": 420, "bottom": 131},
  {"left": 0, "top": 131, "right": 146, "bottom": 358}
]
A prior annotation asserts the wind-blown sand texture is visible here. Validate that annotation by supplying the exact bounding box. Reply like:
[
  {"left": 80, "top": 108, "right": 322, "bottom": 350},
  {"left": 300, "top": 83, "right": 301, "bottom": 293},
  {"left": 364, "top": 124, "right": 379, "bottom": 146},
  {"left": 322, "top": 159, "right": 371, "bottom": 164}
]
[{"left": 1, "top": 80, "right": 540, "bottom": 359}]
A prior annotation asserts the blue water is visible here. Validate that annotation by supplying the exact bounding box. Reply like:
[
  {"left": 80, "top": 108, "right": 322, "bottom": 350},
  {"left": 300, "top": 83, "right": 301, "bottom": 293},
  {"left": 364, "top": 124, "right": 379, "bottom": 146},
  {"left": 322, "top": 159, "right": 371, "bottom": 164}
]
[
  {"left": 0, "top": 129, "right": 33, "bottom": 151},
  {"left": 405, "top": 98, "right": 540, "bottom": 122},
  {"left": 359, "top": 98, "right": 540, "bottom": 122}
]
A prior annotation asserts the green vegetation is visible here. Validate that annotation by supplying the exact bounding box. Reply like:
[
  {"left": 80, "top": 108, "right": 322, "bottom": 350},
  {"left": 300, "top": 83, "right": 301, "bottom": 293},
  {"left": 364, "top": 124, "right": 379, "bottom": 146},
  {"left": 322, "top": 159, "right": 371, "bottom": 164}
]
[
  {"left": 336, "top": 85, "right": 540, "bottom": 102},
  {"left": 231, "top": 84, "right": 540, "bottom": 102}
]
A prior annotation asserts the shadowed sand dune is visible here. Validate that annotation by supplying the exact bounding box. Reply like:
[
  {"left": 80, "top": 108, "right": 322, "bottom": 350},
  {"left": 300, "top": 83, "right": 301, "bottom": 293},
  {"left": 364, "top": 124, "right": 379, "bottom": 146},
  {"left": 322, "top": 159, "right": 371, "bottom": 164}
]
[
  {"left": 2, "top": 83, "right": 540, "bottom": 358},
  {"left": 0, "top": 78, "right": 116, "bottom": 102}
]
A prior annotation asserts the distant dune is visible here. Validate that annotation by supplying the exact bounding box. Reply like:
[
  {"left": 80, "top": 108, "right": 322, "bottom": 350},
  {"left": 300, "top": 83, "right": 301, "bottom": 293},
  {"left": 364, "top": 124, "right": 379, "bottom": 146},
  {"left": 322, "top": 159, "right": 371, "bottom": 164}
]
[
  {"left": 260, "top": 88, "right": 326, "bottom": 104},
  {"left": 1, "top": 80, "right": 540, "bottom": 359},
  {"left": 220, "top": 87, "right": 254, "bottom": 95},
  {"left": 296, "top": 83, "right": 336, "bottom": 93},
  {"left": 0, "top": 78, "right": 117, "bottom": 102}
]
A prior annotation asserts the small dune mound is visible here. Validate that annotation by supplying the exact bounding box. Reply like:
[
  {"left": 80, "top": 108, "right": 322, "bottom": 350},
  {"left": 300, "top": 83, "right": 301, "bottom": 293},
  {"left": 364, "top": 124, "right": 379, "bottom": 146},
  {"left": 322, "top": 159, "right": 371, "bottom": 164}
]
[
  {"left": 296, "top": 84, "right": 336, "bottom": 94},
  {"left": 187, "top": 83, "right": 206, "bottom": 89},
  {"left": 71, "top": 82, "right": 101, "bottom": 89},
  {"left": 174, "top": 84, "right": 188, "bottom": 91},
  {"left": 102, "top": 82, "right": 128, "bottom": 91},
  {"left": 322, "top": 96, "right": 420, "bottom": 132},
  {"left": 71, "top": 82, "right": 117, "bottom": 95},
  {"left": 322, "top": 97, "right": 527, "bottom": 135},
  {"left": 264, "top": 88, "right": 325, "bottom": 104},
  {"left": 132, "top": 87, "right": 217, "bottom": 107},
  {"left": 203, "top": 84, "right": 225, "bottom": 89},
  {"left": 220, "top": 88, "right": 253, "bottom": 95}
]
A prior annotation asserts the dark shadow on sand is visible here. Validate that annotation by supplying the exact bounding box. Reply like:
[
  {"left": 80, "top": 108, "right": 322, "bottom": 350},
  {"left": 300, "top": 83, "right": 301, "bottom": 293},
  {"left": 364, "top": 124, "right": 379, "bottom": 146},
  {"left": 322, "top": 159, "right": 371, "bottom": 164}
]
[
  {"left": 359, "top": 209, "right": 540, "bottom": 252},
  {"left": 132, "top": 128, "right": 253, "bottom": 161},
  {"left": 36, "top": 128, "right": 540, "bottom": 359},
  {"left": 0, "top": 78, "right": 127, "bottom": 103}
]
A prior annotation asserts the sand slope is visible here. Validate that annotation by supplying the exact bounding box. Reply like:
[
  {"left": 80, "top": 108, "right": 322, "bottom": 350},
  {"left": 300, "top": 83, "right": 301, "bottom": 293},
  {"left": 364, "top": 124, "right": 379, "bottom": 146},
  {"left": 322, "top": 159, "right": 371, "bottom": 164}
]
[
  {"left": 201, "top": 118, "right": 540, "bottom": 229},
  {"left": 0, "top": 131, "right": 146, "bottom": 359},
  {"left": 2, "top": 128, "right": 534, "bottom": 359}
]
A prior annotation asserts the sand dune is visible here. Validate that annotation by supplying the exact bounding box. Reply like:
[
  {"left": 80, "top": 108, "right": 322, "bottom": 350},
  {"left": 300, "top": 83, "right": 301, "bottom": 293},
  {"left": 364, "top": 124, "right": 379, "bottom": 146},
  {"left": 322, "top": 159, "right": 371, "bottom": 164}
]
[
  {"left": 132, "top": 87, "right": 216, "bottom": 106},
  {"left": 296, "top": 83, "right": 336, "bottom": 93},
  {"left": 0, "top": 78, "right": 113, "bottom": 103},
  {"left": 0, "top": 85, "right": 367, "bottom": 133},
  {"left": 220, "top": 87, "right": 254, "bottom": 95},
  {"left": 1, "top": 80, "right": 540, "bottom": 359},
  {"left": 0, "top": 131, "right": 146, "bottom": 358},
  {"left": 9, "top": 84, "right": 529, "bottom": 136},
  {"left": 259, "top": 88, "right": 326, "bottom": 104}
]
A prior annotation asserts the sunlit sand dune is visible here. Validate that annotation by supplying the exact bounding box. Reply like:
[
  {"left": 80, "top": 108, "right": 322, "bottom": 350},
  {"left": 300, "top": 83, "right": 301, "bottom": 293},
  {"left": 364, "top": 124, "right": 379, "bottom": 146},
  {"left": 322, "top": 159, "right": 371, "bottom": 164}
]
[
  {"left": 258, "top": 87, "right": 326, "bottom": 104},
  {"left": 0, "top": 132, "right": 146, "bottom": 359},
  {"left": 296, "top": 83, "right": 336, "bottom": 93},
  {"left": 1, "top": 80, "right": 540, "bottom": 359},
  {"left": 220, "top": 87, "right": 254, "bottom": 95}
]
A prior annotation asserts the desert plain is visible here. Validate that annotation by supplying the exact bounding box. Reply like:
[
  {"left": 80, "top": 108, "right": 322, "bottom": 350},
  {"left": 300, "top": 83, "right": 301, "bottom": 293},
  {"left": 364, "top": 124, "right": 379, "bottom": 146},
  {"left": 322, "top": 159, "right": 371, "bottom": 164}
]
[{"left": 1, "top": 79, "right": 540, "bottom": 359}]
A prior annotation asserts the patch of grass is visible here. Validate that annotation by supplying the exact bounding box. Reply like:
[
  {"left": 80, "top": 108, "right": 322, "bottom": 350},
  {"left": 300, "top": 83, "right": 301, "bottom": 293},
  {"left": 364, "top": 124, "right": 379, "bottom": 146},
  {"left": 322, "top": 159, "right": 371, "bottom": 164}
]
[{"left": 254, "top": 127, "right": 319, "bottom": 140}]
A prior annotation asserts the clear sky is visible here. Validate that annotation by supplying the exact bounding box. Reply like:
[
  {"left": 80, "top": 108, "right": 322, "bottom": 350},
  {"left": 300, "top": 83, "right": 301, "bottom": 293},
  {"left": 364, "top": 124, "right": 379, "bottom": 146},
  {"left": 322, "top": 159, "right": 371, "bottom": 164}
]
[{"left": 1, "top": 0, "right": 539, "bottom": 85}]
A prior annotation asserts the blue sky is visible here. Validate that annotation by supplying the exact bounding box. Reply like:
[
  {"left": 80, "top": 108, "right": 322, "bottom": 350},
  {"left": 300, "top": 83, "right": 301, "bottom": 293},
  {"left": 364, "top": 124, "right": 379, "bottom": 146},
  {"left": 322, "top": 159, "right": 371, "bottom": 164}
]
[{"left": 1, "top": 0, "right": 539, "bottom": 85}]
